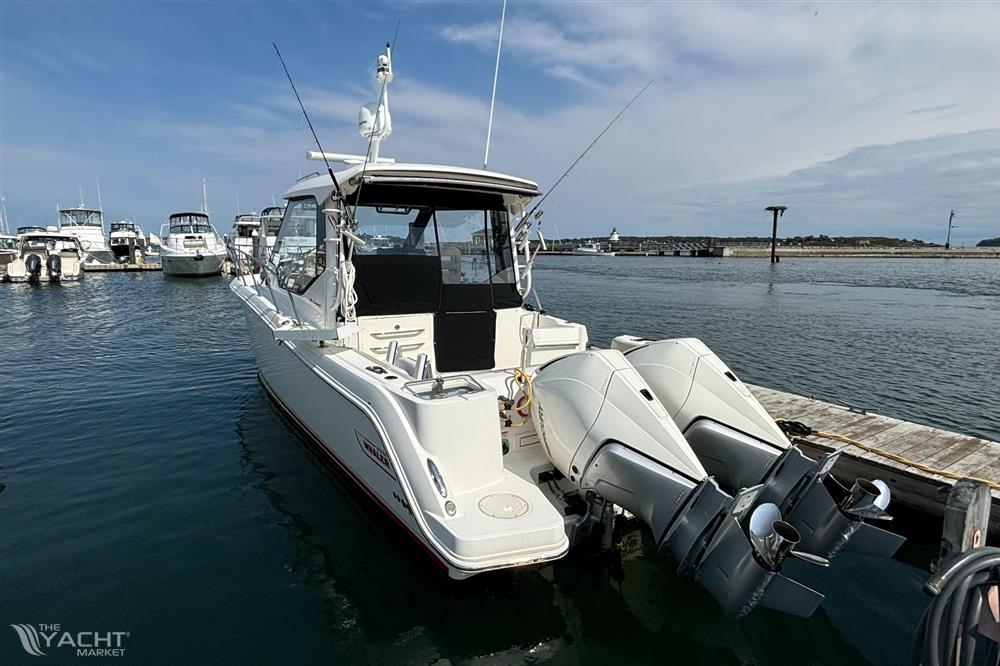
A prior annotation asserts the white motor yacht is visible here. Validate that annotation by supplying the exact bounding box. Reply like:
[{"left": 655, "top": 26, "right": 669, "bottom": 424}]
[
  {"left": 7, "top": 231, "right": 85, "bottom": 282},
  {"left": 231, "top": 46, "right": 903, "bottom": 619},
  {"left": 0, "top": 235, "right": 17, "bottom": 281},
  {"left": 59, "top": 205, "right": 115, "bottom": 264},
  {"left": 228, "top": 212, "right": 263, "bottom": 274},
  {"left": 259, "top": 206, "right": 284, "bottom": 252},
  {"left": 160, "top": 212, "right": 227, "bottom": 276},
  {"left": 571, "top": 240, "right": 615, "bottom": 256},
  {"left": 109, "top": 219, "right": 147, "bottom": 263}
]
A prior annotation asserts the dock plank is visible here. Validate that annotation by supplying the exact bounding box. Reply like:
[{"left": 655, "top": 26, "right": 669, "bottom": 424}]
[{"left": 747, "top": 384, "right": 1000, "bottom": 536}]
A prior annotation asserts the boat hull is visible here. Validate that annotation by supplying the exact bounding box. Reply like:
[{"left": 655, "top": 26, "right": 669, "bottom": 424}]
[
  {"left": 240, "top": 303, "right": 451, "bottom": 574},
  {"left": 161, "top": 252, "right": 224, "bottom": 276}
]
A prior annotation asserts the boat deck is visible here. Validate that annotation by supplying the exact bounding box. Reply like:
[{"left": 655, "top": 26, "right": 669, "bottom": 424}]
[{"left": 748, "top": 384, "right": 1000, "bottom": 535}]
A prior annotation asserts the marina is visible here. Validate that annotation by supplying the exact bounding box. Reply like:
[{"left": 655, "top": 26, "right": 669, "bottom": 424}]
[{"left": 3, "top": 2, "right": 999, "bottom": 663}]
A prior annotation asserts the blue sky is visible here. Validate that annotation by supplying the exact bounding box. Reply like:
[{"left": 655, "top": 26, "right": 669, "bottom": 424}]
[{"left": 2, "top": 1, "right": 998, "bottom": 244}]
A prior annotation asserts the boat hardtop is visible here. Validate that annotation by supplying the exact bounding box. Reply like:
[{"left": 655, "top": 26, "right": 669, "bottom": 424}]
[{"left": 285, "top": 162, "right": 540, "bottom": 203}]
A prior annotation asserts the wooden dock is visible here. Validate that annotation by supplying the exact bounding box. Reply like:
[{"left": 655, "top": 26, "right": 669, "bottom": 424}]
[
  {"left": 83, "top": 262, "right": 161, "bottom": 272},
  {"left": 748, "top": 384, "right": 1000, "bottom": 536}
]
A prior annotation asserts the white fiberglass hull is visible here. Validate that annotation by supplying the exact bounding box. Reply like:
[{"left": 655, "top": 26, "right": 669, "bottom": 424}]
[
  {"left": 239, "top": 300, "right": 450, "bottom": 573},
  {"left": 160, "top": 251, "right": 225, "bottom": 276},
  {"left": 570, "top": 248, "right": 615, "bottom": 256}
]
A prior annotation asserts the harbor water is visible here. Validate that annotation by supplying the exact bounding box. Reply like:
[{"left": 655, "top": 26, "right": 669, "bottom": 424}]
[{"left": 2, "top": 257, "right": 998, "bottom": 664}]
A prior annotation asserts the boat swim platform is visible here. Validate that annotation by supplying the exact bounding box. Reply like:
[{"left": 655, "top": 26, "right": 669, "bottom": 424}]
[
  {"left": 747, "top": 384, "right": 1000, "bottom": 536},
  {"left": 83, "top": 262, "right": 162, "bottom": 272}
]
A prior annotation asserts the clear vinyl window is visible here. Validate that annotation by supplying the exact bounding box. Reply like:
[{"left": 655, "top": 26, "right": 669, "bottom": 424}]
[{"left": 273, "top": 197, "right": 324, "bottom": 294}]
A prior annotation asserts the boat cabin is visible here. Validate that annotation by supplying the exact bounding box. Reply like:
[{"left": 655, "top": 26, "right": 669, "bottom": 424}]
[
  {"left": 269, "top": 163, "right": 587, "bottom": 375},
  {"left": 233, "top": 214, "right": 261, "bottom": 238},
  {"left": 59, "top": 207, "right": 104, "bottom": 228}
]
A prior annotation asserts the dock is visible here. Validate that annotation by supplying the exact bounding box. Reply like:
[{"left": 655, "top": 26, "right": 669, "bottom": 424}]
[
  {"left": 748, "top": 384, "right": 1000, "bottom": 535},
  {"left": 83, "top": 262, "right": 162, "bottom": 272}
]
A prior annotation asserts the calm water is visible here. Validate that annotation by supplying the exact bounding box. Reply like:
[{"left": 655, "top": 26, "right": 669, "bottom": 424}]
[{"left": 2, "top": 257, "right": 997, "bottom": 664}]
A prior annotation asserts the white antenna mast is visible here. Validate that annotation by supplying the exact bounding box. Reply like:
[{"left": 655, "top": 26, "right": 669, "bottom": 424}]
[
  {"left": 236, "top": 192, "right": 241, "bottom": 216},
  {"left": 483, "top": 0, "right": 507, "bottom": 170},
  {"left": 78, "top": 184, "right": 85, "bottom": 208},
  {"left": 202, "top": 178, "right": 209, "bottom": 216},
  {"left": 96, "top": 176, "right": 103, "bottom": 212}
]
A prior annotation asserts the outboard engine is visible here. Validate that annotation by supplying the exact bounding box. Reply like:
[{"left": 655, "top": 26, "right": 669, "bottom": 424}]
[
  {"left": 25, "top": 253, "right": 42, "bottom": 280},
  {"left": 46, "top": 253, "right": 62, "bottom": 280},
  {"left": 618, "top": 337, "right": 905, "bottom": 560},
  {"left": 532, "top": 349, "right": 826, "bottom": 617}
]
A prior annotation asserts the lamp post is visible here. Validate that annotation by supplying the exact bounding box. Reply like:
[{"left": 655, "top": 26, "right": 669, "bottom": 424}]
[{"left": 765, "top": 206, "right": 787, "bottom": 264}]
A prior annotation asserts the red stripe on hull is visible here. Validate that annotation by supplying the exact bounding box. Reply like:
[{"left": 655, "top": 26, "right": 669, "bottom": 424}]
[{"left": 257, "top": 373, "right": 450, "bottom": 574}]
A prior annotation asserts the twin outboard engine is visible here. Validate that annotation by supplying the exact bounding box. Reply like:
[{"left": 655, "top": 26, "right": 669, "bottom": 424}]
[
  {"left": 46, "top": 253, "right": 62, "bottom": 280},
  {"left": 619, "top": 337, "right": 905, "bottom": 560},
  {"left": 25, "top": 253, "right": 42, "bottom": 279},
  {"left": 532, "top": 350, "right": 831, "bottom": 617}
]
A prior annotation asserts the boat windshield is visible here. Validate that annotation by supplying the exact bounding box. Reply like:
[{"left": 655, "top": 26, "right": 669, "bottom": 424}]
[
  {"left": 349, "top": 186, "right": 521, "bottom": 315},
  {"left": 22, "top": 236, "right": 79, "bottom": 252},
  {"left": 355, "top": 204, "right": 516, "bottom": 284},
  {"left": 169, "top": 215, "right": 212, "bottom": 234},
  {"left": 60, "top": 209, "right": 103, "bottom": 227},
  {"left": 111, "top": 222, "right": 138, "bottom": 232}
]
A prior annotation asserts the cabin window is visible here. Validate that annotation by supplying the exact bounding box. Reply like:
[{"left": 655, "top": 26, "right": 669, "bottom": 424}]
[{"left": 273, "top": 197, "right": 323, "bottom": 294}]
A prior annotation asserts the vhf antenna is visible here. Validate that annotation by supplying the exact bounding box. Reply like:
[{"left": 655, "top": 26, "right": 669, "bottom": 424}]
[
  {"left": 273, "top": 43, "right": 354, "bottom": 226},
  {"left": 516, "top": 80, "right": 654, "bottom": 234}
]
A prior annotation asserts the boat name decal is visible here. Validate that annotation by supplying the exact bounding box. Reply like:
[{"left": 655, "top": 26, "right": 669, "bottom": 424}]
[{"left": 357, "top": 431, "right": 396, "bottom": 479}]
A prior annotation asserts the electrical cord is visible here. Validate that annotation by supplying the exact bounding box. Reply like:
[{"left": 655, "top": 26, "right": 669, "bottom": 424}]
[{"left": 912, "top": 547, "right": 1000, "bottom": 666}]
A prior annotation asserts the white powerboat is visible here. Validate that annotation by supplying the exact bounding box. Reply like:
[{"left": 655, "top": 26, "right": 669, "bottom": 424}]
[
  {"left": 571, "top": 240, "right": 615, "bottom": 256},
  {"left": 109, "top": 219, "right": 147, "bottom": 263},
  {"left": 231, "top": 46, "right": 903, "bottom": 619},
  {"left": 160, "top": 212, "right": 227, "bottom": 276},
  {"left": 0, "top": 235, "right": 17, "bottom": 281},
  {"left": 7, "top": 231, "right": 85, "bottom": 282},
  {"left": 259, "top": 206, "right": 284, "bottom": 250},
  {"left": 228, "top": 212, "right": 263, "bottom": 274},
  {"left": 59, "top": 205, "right": 115, "bottom": 264}
]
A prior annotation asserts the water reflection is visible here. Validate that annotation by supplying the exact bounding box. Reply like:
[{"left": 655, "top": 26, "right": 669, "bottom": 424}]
[{"left": 233, "top": 388, "right": 876, "bottom": 665}]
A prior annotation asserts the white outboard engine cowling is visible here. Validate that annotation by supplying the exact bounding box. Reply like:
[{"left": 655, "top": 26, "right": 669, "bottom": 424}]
[
  {"left": 532, "top": 349, "right": 827, "bottom": 618},
  {"left": 620, "top": 336, "right": 905, "bottom": 560}
]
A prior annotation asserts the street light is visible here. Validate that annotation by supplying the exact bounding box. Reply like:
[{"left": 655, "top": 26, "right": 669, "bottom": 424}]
[{"left": 765, "top": 206, "right": 787, "bottom": 264}]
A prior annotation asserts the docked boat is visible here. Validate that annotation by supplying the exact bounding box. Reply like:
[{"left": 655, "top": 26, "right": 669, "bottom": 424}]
[
  {"left": 259, "top": 206, "right": 284, "bottom": 250},
  {"left": 7, "top": 231, "right": 85, "bottom": 282},
  {"left": 231, "top": 46, "right": 902, "bottom": 618},
  {"left": 571, "top": 240, "right": 615, "bottom": 256},
  {"left": 0, "top": 234, "right": 17, "bottom": 281},
  {"left": 59, "top": 205, "right": 115, "bottom": 264},
  {"left": 109, "top": 219, "right": 147, "bottom": 263},
  {"left": 228, "top": 212, "right": 264, "bottom": 274},
  {"left": 159, "top": 212, "right": 227, "bottom": 276}
]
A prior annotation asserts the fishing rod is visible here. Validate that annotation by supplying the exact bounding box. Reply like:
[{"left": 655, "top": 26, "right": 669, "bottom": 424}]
[
  {"left": 273, "top": 43, "right": 354, "bottom": 226},
  {"left": 515, "top": 79, "right": 654, "bottom": 236}
]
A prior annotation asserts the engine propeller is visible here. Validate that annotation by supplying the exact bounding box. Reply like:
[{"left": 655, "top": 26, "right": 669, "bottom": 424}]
[
  {"left": 749, "top": 503, "right": 830, "bottom": 570},
  {"left": 840, "top": 478, "right": 893, "bottom": 521}
]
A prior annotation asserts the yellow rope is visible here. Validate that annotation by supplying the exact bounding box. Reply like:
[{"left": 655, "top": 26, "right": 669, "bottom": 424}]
[{"left": 793, "top": 430, "right": 1000, "bottom": 491}]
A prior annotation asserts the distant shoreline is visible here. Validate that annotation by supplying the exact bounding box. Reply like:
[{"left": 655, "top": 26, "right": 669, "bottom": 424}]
[{"left": 539, "top": 247, "right": 1000, "bottom": 259}]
